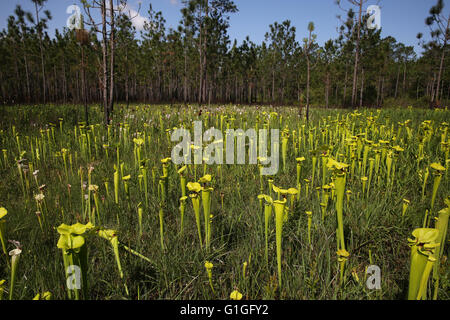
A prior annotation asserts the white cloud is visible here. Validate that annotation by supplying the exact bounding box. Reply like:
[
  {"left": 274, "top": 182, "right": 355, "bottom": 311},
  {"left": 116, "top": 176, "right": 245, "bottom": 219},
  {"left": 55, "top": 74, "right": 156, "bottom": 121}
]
[
  {"left": 170, "top": 0, "right": 179, "bottom": 5},
  {"left": 129, "top": 9, "right": 148, "bottom": 31},
  {"left": 112, "top": 1, "right": 149, "bottom": 31}
]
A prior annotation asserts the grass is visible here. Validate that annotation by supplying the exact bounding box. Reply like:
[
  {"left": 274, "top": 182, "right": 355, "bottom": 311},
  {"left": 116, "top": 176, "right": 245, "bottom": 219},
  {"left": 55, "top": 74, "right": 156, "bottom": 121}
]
[{"left": 0, "top": 103, "right": 448, "bottom": 300}]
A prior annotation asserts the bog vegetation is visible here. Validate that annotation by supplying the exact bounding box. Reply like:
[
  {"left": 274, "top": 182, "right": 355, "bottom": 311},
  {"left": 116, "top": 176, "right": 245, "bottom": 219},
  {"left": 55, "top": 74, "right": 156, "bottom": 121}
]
[{"left": 0, "top": 104, "right": 448, "bottom": 300}]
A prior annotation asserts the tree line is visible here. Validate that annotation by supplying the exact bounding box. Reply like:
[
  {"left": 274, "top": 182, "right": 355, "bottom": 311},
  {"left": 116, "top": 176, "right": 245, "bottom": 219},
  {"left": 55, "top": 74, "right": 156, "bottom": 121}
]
[{"left": 0, "top": 0, "right": 449, "bottom": 119}]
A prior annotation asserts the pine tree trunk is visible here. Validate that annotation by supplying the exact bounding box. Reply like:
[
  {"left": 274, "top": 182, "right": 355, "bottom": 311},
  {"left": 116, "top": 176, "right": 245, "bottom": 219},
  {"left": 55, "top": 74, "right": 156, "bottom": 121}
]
[
  {"left": 431, "top": 73, "right": 436, "bottom": 104},
  {"left": 359, "top": 68, "right": 364, "bottom": 107},
  {"left": 184, "top": 42, "right": 187, "bottom": 103},
  {"left": 203, "top": 0, "right": 208, "bottom": 105},
  {"left": 198, "top": 7, "right": 203, "bottom": 104},
  {"left": 343, "top": 63, "right": 348, "bottom": 106},
  {"left": 108, "top": 0, "right": 115, "bottom": 114},
  {"left": 53, "top": 64, "right": 57, "bottom": 101},
  {"left": 35, "top": 1, "right": 46, "bottom": 104},
  {"left": 402, "top": 62, "right": 407, "bottom": 96},
  {"left": 416, "top": 79, "right": 419, "bottom": 101},
  {"left": 306, "top": 57, "right": 310, "bottom": 121},
  {"left": 19, "top": 27, "right": 31, "bottom": 103},
  {"left": 101, "top": 0, "right": 109, "bottom": 125},
  {"left": 394, "top": 66, "right": 400, "bottom": 98},
  {"left": 351, "top": 0, "right": 363, "bottom": 108},
  {"left": 272, "top": 63, "right": 275, "bottom": 103},
  {"left": 376, "top": 75, "right": 382, "bottom": 106},
  {"left": 435, "top": 16, "right": 450, "bottom": 103},
  {"left": 125, "top": 49, "right": 129, "bottom": 108},
  {"left": 325, "top": 72, "right": 330, "bottom": 108},
  {"left": 62, "top": 58, "right": 67, "bottom": 104},
  {"left": 81, "top": 44, "right": 88, "bottom": 125}
]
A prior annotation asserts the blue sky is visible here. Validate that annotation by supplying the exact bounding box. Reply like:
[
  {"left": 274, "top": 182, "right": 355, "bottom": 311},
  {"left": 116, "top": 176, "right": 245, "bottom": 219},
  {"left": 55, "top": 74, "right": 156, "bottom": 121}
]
[{"left": 1, "top": 0, "right": 449, "bottom": 56}]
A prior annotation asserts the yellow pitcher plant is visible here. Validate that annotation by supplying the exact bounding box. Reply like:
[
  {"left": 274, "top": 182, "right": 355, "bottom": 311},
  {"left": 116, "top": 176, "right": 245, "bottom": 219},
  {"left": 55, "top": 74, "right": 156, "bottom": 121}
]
[
  {"left": 0, "top": 207, "right": 7, "bottom": 255},
  {"left": 407, "top": 228, "right": 440, "bottom": 300},
  {"left": 187, "top": 182, "right": 203, "bottom": 248},
  {"left": 273, "top": 198, "right": 287, "bottom": 289},
  {"left": 56, "top": 222, "right": 94, "bottom": 300},
  {"left": 327, "top": 158, "right": 349, "bottom": 251}
]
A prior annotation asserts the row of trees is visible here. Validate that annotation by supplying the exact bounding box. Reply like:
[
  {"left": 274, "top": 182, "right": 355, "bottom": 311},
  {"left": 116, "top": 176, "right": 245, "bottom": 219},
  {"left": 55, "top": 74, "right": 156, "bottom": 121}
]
[{"left": 0, "top": 0, "right": 449, "bottom": 120}]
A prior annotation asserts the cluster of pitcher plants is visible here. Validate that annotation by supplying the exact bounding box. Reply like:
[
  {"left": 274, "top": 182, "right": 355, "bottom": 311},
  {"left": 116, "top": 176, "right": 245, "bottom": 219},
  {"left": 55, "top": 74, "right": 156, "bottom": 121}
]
[{"left": 0, "top": 104, "right": 448, "bottom": 300}]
